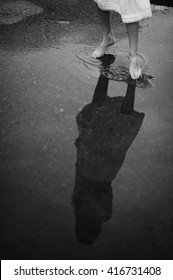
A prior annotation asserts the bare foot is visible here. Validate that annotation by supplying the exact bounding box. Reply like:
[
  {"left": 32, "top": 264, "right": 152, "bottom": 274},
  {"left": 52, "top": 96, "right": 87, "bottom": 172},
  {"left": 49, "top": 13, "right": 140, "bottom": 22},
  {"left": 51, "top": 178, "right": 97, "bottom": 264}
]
[
  {"left": 92, "top": 35, "right": 115, "bottom": 59},
  {"left": 129, "top": 54, "right": 143, "bottom": 80}
]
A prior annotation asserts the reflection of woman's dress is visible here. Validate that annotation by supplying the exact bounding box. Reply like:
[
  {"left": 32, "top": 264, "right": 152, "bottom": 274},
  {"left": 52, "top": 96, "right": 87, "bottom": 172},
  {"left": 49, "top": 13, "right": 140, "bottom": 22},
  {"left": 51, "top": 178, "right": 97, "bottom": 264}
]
[
  {"left": 75, "top": 96, "right": 144, "bottom": 181},
  {"left": 73, "top": 169, "right": 113, "bottom": 245},
  {"left": 73, "top": 56, "right": 145, "bottom": 245}
]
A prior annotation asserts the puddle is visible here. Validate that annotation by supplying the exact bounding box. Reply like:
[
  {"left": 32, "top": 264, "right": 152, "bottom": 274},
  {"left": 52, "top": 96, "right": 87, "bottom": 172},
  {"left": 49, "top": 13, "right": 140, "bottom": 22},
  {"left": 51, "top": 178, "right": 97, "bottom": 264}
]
[
  {"left": 101, "top": 66, "right": 155, "bottom": 88},
  {"left": 0, "top": 1, "right": 43, "bottom": 24},
  {"left": 77, "top": 48, "right": 155, "bottom": 88}
]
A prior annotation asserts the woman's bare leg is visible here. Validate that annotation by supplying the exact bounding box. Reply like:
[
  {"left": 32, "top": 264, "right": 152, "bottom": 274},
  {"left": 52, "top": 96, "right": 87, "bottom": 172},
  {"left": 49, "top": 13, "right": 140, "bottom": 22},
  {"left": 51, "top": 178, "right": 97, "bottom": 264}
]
[
  {"left": 126, "top": 22, "right": 142, "bottom": 79},
  {"left": 92, "top": 6, "right": 115, "bottom": 58}
]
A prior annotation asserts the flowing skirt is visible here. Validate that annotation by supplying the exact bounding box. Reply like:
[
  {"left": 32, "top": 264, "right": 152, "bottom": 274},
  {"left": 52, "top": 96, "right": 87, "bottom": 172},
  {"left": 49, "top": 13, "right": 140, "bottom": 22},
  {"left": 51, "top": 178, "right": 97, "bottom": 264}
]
[{"left": 93, "top": 0, "right": 152, "bottom": 23}]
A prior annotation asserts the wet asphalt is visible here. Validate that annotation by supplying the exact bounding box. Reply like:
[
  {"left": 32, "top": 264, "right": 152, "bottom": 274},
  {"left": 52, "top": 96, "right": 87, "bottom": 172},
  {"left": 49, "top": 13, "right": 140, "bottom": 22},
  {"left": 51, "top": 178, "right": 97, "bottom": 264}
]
[{"left": 0, "top": 1, "right": 173, "bottom": 260}]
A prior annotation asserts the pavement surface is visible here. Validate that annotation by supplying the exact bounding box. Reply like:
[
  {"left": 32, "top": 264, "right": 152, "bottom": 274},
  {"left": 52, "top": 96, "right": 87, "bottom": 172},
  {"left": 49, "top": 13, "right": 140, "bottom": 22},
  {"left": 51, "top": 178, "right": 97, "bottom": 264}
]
[{"left": 0, "top": 1, "right": 173, "bottom": 259}]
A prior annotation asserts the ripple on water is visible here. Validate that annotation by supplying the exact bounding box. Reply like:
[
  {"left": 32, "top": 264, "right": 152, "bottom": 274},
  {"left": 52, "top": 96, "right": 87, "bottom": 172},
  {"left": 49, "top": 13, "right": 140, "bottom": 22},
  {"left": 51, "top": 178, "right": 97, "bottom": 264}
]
[{"left": 77, "top": 47, "right": 155, "bottom": 88}]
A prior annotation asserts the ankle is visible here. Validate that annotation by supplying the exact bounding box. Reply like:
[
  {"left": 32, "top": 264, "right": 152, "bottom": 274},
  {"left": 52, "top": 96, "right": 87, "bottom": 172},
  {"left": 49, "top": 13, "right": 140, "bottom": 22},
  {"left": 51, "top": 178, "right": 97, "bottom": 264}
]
[
  {"left": 103, "top": 33, "right": 114, "bottom": 40},
  {"left": 129, "top": 51, "right": 138, "bottom": 58}
]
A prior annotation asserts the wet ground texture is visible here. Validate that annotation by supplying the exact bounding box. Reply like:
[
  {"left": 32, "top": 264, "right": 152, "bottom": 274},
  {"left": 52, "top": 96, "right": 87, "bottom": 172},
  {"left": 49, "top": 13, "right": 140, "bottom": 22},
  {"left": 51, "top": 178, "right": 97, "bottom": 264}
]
[{"left": 0, "top": 0, "right": 173, "bottom": 259}]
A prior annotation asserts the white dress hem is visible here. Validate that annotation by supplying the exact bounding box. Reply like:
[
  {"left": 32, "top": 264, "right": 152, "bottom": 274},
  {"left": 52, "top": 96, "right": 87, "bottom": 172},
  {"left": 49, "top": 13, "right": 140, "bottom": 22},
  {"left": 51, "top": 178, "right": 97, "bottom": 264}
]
[{"left": 94, "top": 0, "right": 152, "bottom": 23}]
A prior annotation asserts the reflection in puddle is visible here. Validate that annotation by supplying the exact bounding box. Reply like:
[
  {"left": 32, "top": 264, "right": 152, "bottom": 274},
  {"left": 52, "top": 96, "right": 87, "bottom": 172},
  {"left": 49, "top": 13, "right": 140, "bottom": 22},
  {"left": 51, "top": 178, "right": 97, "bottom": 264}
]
[
  {"left": 73, "top": 171, "right": 113, "bottom": 245},
  {"left": 101, "top": 66, "right": 155, "bottom": 88},
  {"left": 77, "top": 48, "right": 155, "bottom": 88},
  {"left": 73, "top": 55, "right": 145, "bottom": 245}
]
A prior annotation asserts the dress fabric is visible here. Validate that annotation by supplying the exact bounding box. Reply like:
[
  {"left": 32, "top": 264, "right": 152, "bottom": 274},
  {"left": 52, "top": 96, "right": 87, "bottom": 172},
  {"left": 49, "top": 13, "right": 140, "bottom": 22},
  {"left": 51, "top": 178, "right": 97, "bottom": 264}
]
[{"left": 93, "top": 0, "right": 152, "bottom": 23}]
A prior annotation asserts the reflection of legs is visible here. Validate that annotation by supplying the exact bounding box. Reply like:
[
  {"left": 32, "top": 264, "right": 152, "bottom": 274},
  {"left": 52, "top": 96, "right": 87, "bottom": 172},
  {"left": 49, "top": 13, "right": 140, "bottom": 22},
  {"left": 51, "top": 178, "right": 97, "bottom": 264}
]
[
  {"left": 92, "top": 7, "right": 115, "bottom": 58},
  {"left": 120, "top": 83, "right": 136, "bottom": 115},
  {"left": 126, "top": 22, "right": 141, "bottom": 79},
  {"left": 92, "top": 74, "right": 109, "bottom": 104}
]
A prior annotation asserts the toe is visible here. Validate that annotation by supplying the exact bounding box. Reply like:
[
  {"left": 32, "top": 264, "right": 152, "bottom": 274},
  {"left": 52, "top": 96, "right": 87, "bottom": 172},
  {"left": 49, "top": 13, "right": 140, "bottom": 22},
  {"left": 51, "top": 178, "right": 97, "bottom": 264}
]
[
  {"left": 129, "top": 67, "right": 135, "bottom": 80},
  {"left": 136, "top": 69, "right": 142, "bottom": 79},
  {"left": 129, "top": 56, "right": 142, "bottom": 79},
  {"left": 92, "top": 50, "right": 104, "bottom": 59},
  {"left": 92, "top": 50, "right": 99, "bottom": 59},
  {"left": 130, "top": 69, "right": 141, "bottom": 80}
]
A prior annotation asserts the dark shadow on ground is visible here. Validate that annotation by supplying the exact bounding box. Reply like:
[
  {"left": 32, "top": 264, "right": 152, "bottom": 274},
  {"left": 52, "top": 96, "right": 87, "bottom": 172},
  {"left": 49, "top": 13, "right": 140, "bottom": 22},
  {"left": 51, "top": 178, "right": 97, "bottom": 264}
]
[{"left": 73, "top": 55, "right": 145, "bottom": 253}]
